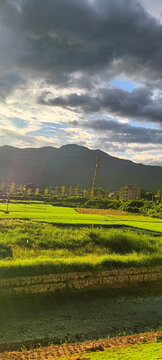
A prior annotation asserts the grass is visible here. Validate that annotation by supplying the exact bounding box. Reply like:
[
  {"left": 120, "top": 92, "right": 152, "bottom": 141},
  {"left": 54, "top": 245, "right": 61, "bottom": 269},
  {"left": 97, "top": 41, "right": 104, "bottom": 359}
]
[
  {"left": 0, "top": 220, "right": 161, "bottom": 278},
  {"left": 0, "top": 203, "right": 161, "bottom": 278},
  {"left": 0, "top": 203, "right": 162, "bottom": 232},
  {"left": 61, "top": 342, "right": 162, "bottom": 360}
]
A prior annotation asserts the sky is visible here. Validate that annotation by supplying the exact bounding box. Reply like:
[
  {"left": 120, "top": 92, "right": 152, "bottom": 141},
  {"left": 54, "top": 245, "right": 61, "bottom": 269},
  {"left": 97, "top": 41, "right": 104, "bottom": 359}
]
[{"left": 0, "top": 0, "right": 162, "bottom": 166}]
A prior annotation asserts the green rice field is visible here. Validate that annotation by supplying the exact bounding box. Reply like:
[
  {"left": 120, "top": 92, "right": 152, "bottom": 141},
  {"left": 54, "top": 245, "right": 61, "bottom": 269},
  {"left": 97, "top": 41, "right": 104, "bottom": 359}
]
[
  {"left": 0, "top": 203, "right": 161, "bottom": 278},
  {"left": 0, "top": 202, "right": 162, "bottom": 232},
  {"left": 0, "top": 202, "right": 162, "bottom": 353}
]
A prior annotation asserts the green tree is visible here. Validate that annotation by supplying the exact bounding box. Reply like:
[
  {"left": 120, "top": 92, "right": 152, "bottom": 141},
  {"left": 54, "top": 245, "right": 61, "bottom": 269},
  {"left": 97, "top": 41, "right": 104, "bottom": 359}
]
[
  {"left": 19, "top": 184, "right": 24, "bottom": 193},
  {"left": 35, "top": 187, "right": 39, "bottom": 196},
  {"left": 94, "top": 187, "right": 105, "bottom": 198},
  {"left": 75, "top": 186, "right": 79, "bottom": 196},
  {"left": 157, "top": 189, "right": 162, "bottom": 202},
  {"left": 44, "top": 187, "right": 49, "bottom": 196},
  {"left": 83, "top": 188, "right": 87, "bottom": 197},
  {"left": 68, "top": 186, "right": 72, "bottom": 196},
  {"left": 54, "top": 186, "right": 58, "bottom": 195},
  {"left": 61, "top": 185, "right": 65, "bottom": 196},
  {"left": 27, "top": 188, "right": 32, "bottom": 196},
  {"left": 10, "top": 182, "right": 15, "bottom": 193},
  {"left": 0, "top": 181, "right": 5, "bottom": 192},
  {"left": 145, "top": 191, "right": 154, "bottom": 201}
]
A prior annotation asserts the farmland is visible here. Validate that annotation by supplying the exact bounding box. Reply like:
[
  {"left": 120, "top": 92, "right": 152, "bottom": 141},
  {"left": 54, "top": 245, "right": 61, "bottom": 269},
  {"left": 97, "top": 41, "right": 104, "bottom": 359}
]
[
  {"left": 0, "top": 203, "right": 161, "bottom": 278},
  {"left": 0, "top": 202, "right": 162, "bottom": 231},
  {"left": 0, "top": 201, "right": 162, "bottom": 358}
]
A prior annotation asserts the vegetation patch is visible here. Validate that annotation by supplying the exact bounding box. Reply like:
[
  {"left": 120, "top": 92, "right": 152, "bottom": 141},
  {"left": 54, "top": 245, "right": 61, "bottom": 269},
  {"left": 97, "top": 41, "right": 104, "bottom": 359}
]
[
  {"left": 0, "top": 203, "right": 162, "bottom": 232},
  {"left": 64, "top": 342, "right": 162, "bottom": 360},
  {"left": 0, "top": 219, "right": 161, "bottom": 278}
]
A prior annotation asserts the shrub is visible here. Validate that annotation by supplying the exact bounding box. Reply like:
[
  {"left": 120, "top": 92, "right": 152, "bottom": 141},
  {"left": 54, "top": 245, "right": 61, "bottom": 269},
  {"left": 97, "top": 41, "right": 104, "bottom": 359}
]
[{"left": 0, "top": 245, "right": 12, "bottom": 259}]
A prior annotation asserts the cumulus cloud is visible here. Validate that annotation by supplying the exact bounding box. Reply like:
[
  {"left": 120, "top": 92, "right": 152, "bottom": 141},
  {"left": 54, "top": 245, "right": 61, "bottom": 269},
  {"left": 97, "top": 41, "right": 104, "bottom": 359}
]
[
  {"left": 38, "top": 86, "right": 162, "bottom": 124},
  {"left": 69, "top": 119, "right": 162, "bottom": 144},
  {"left": 140, "top": 0, "right": 162, "bottom": 23},
  {"left": 1, "top": 0, "right": 162, "bottom": 87},
  {"left": 132, "top": 152, "right": 162, "bottom": 166},
  {"left": 0, "top": 0, "right": 162, "bottom": 165},
  {"left": 0, "top": 128, "right": 61, "bottom": 148}
]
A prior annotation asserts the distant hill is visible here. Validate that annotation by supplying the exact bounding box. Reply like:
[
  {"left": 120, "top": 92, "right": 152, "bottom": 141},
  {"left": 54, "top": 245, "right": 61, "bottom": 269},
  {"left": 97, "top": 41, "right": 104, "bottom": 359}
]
[{"left": 0, "top": 144, "right": 162, "bottom": 191}]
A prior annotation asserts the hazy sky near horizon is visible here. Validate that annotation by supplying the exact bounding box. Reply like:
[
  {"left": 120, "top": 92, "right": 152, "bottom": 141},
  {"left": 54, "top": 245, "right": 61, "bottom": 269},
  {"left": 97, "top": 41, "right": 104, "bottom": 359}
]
[{"left": 0, "top": 0, "right": 162, "bottom": 166}]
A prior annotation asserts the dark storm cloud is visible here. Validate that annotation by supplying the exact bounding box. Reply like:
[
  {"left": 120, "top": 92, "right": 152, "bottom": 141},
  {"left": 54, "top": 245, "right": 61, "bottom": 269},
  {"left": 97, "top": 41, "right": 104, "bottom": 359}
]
[
  {"left": 1, "top": 0, "right": 162, "bottom": 87},
  {"left": 0, "top": 73, "right": 25, "bottom": 101},
  {"left": 38, "top": 86, "right": 162, "bottom": 124},
  {"left": 70, "top": 118, "right": 162, "bottom": 144}
]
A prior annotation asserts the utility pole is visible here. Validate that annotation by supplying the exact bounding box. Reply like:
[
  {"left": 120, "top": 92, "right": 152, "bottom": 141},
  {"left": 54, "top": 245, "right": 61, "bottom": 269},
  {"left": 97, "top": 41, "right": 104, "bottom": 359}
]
[{"left": 91, "top": 156, "right": 100, "bottom": 197}]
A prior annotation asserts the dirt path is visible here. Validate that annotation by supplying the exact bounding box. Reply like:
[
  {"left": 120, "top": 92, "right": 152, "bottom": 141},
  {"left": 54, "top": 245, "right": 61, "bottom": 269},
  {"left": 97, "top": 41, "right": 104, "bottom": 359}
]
[
  {"left": 76, "top": 208, "right": 130, "bottom": 216},
  {"left": 1, "top": 331, "right": 162, "bottom": 360}
]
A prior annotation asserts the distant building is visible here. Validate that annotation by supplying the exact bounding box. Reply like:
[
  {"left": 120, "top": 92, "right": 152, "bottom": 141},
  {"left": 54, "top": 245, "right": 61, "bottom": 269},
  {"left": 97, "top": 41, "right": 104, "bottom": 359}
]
[{"left": 120, "top": 185, "right": 141, "bottom": 200}]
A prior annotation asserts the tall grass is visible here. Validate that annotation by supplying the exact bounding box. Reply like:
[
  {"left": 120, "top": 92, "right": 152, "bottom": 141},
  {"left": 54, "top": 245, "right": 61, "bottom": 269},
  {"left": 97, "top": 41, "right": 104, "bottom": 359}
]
[
  {"left": 0, "top": 253, "right": 162, "bottom": 278},
  {"left": 0, "top": 220, "right": 160, "bottom": 254},
  {"left": 0, "top": 220, "right": 161, "bottom": 278}
]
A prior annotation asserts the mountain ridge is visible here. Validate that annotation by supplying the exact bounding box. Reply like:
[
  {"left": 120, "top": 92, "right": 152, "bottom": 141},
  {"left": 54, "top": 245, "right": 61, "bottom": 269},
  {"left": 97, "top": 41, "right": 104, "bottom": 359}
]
[{"left": 0, "top": 144, "right": 161, "bottom": 190}]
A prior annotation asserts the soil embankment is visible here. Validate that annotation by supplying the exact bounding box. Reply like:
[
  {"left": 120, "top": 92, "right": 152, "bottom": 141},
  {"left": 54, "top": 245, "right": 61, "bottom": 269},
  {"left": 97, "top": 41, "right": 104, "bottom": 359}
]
[
  {"left": 0, "top": 332, "right": 161, "bottom": 360},
  {"left": 0, "top": 266, "right": 162, "bottom": 295}
]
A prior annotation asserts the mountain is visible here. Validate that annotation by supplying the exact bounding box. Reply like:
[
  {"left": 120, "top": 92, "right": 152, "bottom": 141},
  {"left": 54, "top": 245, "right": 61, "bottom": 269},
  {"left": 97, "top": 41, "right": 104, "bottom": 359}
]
[{"left": 0, "top": 144, "right": 161, "bottom": 191}]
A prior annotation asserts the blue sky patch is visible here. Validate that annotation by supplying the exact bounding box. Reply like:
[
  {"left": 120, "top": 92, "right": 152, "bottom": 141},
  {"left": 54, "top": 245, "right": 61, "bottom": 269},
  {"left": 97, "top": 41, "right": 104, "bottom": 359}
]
[
  {"left": 9, "top": 117, "right": 28, "bottom": 128},
  {"left": 111, "top": 78, "right": 137, "bottom": 92},
  {"left": 129, "top": 121, "right": 157, "bottom": 130},
  {"left": 27, "top": 122, "right": 68, "bottom": 138}
]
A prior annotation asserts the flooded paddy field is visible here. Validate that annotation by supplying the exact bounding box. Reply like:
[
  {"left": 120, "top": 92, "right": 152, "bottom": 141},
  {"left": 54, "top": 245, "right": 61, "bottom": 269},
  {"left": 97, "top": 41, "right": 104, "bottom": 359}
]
[{"left": 0, "top": 283, "right": 162, "bottom": 347}]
